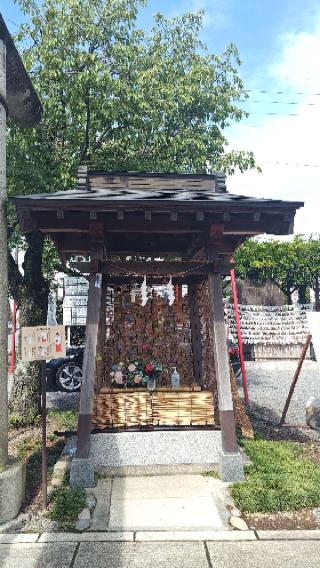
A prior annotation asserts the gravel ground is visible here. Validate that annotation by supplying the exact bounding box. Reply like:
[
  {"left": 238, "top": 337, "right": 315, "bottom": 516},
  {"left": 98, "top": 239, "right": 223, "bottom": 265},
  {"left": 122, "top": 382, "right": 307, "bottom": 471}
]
[
  {"left": 46, "top": 391, "right": 80, "bottom": 410},
  {"left": 238, "top": 360, "right": 320, "bottom": 441}
]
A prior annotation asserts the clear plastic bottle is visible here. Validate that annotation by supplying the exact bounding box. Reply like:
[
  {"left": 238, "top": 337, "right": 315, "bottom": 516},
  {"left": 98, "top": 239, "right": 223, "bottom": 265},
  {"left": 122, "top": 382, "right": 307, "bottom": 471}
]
[{"left": 171, "top": 367, "right": 180, "bottom": 389}]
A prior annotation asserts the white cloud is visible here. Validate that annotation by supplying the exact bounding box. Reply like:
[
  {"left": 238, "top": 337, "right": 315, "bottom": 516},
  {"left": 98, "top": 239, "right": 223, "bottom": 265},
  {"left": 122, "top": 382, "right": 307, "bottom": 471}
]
[
  {"left": 227, "top": 17, "right": 320, "bottom": 235},
  {"left": 170, "top": 0, "right": 231, "bottom": 29}
]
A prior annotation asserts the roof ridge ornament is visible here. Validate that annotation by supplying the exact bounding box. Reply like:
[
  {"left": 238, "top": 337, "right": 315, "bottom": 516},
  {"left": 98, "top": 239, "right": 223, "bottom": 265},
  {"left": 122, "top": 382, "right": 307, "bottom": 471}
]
[
  {"left": 77, "top": 164, "right": 90, "bottom": 191},
  {"left": 215, "top": 172, "right": 227, "bottom": 193}
]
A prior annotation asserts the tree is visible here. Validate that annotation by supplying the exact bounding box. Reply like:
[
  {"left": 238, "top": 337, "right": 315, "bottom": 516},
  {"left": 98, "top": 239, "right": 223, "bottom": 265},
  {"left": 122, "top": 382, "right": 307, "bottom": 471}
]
[
  {"left": 234, "top": 236, "right": 320, "bottom": 304},
  {"left": 8, "top": 0, "right": 257, "bottom": 423}
]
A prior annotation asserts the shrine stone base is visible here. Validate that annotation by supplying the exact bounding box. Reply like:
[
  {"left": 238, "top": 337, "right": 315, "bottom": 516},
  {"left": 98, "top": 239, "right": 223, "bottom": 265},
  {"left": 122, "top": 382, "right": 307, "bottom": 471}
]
[
  {"left": 66, "top": 430, "right": 245, "bottom": 481},
  {"left": 218, "top": 449, "right": 245, "bottom": 482}
]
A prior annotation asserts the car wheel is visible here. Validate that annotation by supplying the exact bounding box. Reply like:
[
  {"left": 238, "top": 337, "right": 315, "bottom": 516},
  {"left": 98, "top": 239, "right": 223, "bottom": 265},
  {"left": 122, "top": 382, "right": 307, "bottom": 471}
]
[{"left": 56, "top": 362, "right": 82, "bottom": 392}]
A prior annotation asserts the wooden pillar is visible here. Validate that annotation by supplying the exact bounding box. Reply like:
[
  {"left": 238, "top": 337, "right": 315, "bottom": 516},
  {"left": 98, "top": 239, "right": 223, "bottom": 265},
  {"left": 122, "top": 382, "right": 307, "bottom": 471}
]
[
  {"left": 207, "top": 267, "right": 238, "bottom": 454},
  {"left": 188, "top": 283, "right": 203, "bottom": 385},
  {"left": 76, "top": 271, "right": 103, "bottom": 459},
  {"left": 96, "top": 275, "right": 107, "bottom": 392}
]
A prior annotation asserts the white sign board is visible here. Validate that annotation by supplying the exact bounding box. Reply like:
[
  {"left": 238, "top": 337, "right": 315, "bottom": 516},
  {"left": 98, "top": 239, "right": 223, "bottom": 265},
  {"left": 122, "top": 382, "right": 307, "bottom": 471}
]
[
  {"left": 307, "top": 312, "right": 320, "bottom": 364},
  {"left": 63, "top": 277, "right": 89, "bottom": 326},
  {"left": 21, "top": 325, "right": 66, "bottom": 362}
]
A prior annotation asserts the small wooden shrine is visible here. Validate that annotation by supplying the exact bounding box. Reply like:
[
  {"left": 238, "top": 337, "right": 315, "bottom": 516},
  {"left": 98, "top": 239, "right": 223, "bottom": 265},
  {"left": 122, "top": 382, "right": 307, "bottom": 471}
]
[{"left": 12, "top": 168, "right": 303, "bottom": 482}]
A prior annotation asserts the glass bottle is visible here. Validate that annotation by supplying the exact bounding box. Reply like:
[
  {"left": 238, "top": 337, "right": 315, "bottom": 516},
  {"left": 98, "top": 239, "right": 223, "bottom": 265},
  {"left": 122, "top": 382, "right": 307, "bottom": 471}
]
[{"left": 171, "top": 367, "right": 180, "bottom": 389}]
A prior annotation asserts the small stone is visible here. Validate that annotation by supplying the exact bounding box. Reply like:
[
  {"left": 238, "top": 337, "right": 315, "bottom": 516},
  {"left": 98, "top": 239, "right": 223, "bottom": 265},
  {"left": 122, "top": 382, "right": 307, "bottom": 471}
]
[
  {"left": 229, "top": 516, "right": 249, "bottom": 531},
  {"left": 230, "top": 507, "right": 241, "bottom": 517},
  {"left": 50, "top": 477, "right": 64, "bottom": 488},
  {"left": 86, "top": 495, "right": 96, "bottom": 513},
  {"left": 47, "top": 486, "right": 55, "bottom": 500},
  {"left": 306, "top": 397, "right": 320, "bottom": 431},
  {"left": 53, "top": 458, "right": 71, "bottom": 479},
  {"left": 78, "top": 507, "right": 91, "bottom": 521},
  {"left": 75, "top": 518, "right": 91, "bottom": 531}
]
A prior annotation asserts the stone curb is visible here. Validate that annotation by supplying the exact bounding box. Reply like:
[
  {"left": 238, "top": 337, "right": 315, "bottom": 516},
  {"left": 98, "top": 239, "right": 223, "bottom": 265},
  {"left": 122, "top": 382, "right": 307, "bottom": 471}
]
[
  {"left": 5, "top": 530, "right": 320, "bottom": 544},
  {"left": 257, "top": 530, "right": 320, "bottom": 540},
  {"left": 135, "top": 530, "right": 256, "bottom": 541},
  {"left": 0, "top": 533, "right": 39, "bottom": 544},
  {"left": 38, "top": 531, "right": 133, "bottom": 542}
]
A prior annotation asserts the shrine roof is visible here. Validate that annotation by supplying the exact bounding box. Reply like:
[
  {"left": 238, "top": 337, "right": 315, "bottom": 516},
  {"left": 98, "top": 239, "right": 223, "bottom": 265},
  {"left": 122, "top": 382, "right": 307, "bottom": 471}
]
[{"left": 12, "top": 169, "right": 303, "bottom": 210}]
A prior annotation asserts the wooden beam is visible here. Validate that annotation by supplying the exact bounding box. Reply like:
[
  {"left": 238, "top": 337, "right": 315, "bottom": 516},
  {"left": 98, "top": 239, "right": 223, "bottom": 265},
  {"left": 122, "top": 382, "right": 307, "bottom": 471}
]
[
  {"left": 31, "top": 210, "right": 291, "bottom": 236},
  {"left": 71, "top": 260, "right": 211, "bottom": 276},
  {"left": 188, "top": 283, "right": 203, "bottom": 385},
  {"left": 76, "top": 253, "right": 103, "bottom": 459},
  {"left": 207, "top": 247, "right": 238, "bottom": 454}
]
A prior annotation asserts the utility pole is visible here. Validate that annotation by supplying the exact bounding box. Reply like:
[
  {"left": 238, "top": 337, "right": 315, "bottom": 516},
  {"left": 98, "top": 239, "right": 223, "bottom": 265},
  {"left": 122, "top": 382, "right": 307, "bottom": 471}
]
[
  {"left": 0, "top": 14, "right": 42, "bottom": 522},
  {"left": 0, "top": 37, "right": 8, "bottom": 471}
]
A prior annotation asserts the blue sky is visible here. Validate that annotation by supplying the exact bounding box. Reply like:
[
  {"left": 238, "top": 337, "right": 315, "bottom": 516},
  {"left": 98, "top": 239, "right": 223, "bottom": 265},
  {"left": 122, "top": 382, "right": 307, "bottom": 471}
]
[{"left": 2, "top": 0, "right": 320, "bottom": 234}]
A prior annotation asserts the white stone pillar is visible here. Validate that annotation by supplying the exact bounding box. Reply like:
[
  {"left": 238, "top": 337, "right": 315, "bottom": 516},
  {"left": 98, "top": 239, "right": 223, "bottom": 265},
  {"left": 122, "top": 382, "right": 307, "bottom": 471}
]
[{"left": 0, "top": 38, "right": 8, "bottom": 471}]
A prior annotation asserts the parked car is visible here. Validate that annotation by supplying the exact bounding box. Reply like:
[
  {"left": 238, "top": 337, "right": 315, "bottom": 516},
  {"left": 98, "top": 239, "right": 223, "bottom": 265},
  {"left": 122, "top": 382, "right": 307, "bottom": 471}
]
[{"left": 46, "top": 346, "right": 84, "bottom": 392}]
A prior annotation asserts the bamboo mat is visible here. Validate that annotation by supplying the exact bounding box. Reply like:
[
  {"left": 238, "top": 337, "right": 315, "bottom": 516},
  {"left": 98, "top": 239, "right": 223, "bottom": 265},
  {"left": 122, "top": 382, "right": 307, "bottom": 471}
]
[{"left": 92, "top": 389, "right": 214, "bottom": 429}]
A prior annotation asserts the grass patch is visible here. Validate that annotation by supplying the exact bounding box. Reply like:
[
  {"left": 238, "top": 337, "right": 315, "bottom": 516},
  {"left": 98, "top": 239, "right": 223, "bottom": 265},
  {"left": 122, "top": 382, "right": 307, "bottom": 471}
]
[
  {"left": 48, "top": 410, "right": 78, "bottom": 431},
  {"left": 203, "top": 470, "right": 220, "bottom": 479},
  {"left": 9, "top": 414, "right": 41, "bottom": 429},
  {"left": 231, "top": 439, "right": 320, "bottom": 513},
  {"left": 17, "top": 435, "right": 65, "bottom": 507},
  {"left": 48, "top": 487, "right": 86, "bottom": 529}
]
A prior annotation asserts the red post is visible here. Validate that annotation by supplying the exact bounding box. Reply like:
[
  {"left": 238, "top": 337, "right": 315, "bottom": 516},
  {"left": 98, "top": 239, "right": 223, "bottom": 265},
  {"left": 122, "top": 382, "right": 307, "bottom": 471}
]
[
  {"left": 9, "top": 301, "right": 16, "bottom": 373},
  {"left": 230, "top": 266, "right": 249, "bottom": 403}
]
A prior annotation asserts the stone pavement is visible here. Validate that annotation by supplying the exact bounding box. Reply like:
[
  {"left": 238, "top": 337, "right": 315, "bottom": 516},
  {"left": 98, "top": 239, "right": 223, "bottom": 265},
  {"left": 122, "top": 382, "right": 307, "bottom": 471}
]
[
  {"left": 1, "top": 532, "right": 320, "bottom": 567},
  {"left": 88, "top": 475, "right": 231, "bottom": 531}
]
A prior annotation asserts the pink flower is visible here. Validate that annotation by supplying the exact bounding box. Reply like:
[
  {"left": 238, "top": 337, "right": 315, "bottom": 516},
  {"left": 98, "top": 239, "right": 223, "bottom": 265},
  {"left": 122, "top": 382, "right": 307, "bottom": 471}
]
[
  {"left": 128, "top": 363, "right": 136, "bottom": 372},
  {"left": 134, "top": 375, "right": 142, "bottom": 384}
]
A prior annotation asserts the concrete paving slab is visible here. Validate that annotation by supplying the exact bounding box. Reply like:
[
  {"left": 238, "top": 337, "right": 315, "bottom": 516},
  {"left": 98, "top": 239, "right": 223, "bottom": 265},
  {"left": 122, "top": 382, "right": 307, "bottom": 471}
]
[
  {"left": 0, "top": 533, "right": 39, "bottom": 543},
  {"left": 111, "top": 474, "right": 211, "bottom": 499},
  {"left": 135, "top": 530, "right": 256, "bottom": 541},
  {"left": 74, "top": 541, "right": 209, "bottom": 568},
  {"left": 0, "top": 542, "right": 76, "bottom": 568},
  {"left": 108, "top": 495, "right": 225, "bottom": 530},
  {"left": 39, "top": 531, "right": 133, "bottom": 542},
  {"left": 88, "top": 478, "right": 112, "bottom": 531},
  {"left": 207, "top": 541, "right": 320, "bottom": 568},
  {"left": 257, "top": 530, "right": 320, "bottom": 540}
]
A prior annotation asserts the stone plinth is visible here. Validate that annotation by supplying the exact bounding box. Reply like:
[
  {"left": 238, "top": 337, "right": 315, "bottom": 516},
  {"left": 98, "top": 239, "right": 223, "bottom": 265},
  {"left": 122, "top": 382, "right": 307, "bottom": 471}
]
[{"left": 0, "top": 458, "right": 25, "bottom": 524}]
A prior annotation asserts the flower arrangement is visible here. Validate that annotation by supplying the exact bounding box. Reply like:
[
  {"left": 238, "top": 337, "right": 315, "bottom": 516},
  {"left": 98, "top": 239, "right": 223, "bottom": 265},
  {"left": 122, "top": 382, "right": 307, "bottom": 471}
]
[{"left": 110, "top": 359, "right": 165, "bottom": 388}]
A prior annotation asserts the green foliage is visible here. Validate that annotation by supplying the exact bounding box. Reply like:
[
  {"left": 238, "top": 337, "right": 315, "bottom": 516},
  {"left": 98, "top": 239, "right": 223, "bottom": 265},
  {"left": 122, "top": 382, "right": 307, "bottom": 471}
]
[
  {"left": 48, "top": 487, "right": 86, "bottom": 528},
  {"left": 234, "top": 235, "right": 320, "bottom": 303},
  {"left": 203, "top": 469, "right": 220, "bottom": 479},
  {"left": 48, "top": 410, "right": 78, "bottom": 431},
  {"left": 17, "top": 435, "right": 41, "bottom": 459},
  {"left": 231, "top": 439, "right": 320, "bottom": 513},
  {"left": 10, "top": 0, "right": 255, "bottom": 206}
]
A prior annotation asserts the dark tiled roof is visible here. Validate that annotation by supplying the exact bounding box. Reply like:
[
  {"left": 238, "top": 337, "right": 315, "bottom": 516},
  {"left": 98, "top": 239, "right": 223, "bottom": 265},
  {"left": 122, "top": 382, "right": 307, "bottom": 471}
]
[{"left": 12, "top": 170, "right": 303, "bottom": 209}]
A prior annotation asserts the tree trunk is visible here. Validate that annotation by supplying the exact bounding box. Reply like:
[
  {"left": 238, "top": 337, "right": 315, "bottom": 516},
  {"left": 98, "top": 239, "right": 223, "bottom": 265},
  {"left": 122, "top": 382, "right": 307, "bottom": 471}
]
[
  {"left": 315, "top": 276, "right": 320, "bottom": 311},
  {"left": 286, "top": 284, "right": 292, "bottom": 305},
  {"left": 9, "top": 233, "right": 49, "bottom": 425},
  {"left": 298, "top": 285, "right": 308, "bottom": 305}
]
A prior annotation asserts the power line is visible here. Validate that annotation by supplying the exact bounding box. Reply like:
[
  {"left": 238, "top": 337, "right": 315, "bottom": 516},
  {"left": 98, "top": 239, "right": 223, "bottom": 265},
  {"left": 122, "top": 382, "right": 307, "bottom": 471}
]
[
  {"left": 239, "top": 99, "right": 320, "bottom": 106},
  {"left": 260, "top": 160, "right": 320, "bottom": 168},
  {"left": 246, "top": 89, "right": 320, "bottom": 97}
]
